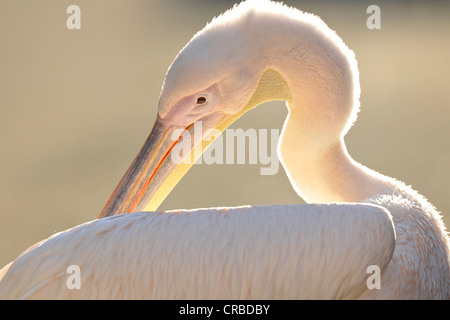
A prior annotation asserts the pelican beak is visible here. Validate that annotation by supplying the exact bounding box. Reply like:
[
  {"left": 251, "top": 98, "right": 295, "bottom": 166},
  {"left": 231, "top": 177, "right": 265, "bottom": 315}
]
[
  {"left": 98, "top": 111, "right": 237, "bottom": 218},
  {"left": 98, "top": 69, "right": 291, "bottom": 218},
  {"left": 98, "top": 115, "right": 199, "bottom": 217}
]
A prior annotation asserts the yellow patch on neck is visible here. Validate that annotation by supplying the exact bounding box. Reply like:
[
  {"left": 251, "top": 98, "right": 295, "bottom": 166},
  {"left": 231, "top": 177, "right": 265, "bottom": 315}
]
[
  {"left": 246, "top": 68, "right": 292, "bottom": 109},
  {"left": 144, "top": 69, "right": 291, "bottom": 212},
  {"left": 217, "top": 68, "right": 291, "bottom": 132}
]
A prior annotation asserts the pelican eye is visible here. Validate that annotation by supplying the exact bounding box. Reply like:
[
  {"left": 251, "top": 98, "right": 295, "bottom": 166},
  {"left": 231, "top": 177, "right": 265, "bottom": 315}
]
[{"left": 196, "top": 96, "right": 207, "bottom": 105}]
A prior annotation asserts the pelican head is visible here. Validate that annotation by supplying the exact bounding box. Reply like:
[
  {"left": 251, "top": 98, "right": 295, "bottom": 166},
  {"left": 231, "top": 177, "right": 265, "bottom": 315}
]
[{"left": 99, "top": 0, "right": 360, "bottom": 217}]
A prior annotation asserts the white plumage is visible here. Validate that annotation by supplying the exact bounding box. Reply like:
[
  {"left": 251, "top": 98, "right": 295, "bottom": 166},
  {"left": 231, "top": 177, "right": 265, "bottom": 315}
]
[
  {"left": 0, "top": 204, "right": 395, "bottom": 299},
  {"left": 0, "top": 0, "right": 449, "bottom": 299}
]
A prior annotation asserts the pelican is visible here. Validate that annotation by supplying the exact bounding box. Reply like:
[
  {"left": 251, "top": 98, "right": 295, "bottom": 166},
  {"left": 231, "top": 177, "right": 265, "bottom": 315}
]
[{"left": 0, "top": 0, "right": 449, "bottom": 299}]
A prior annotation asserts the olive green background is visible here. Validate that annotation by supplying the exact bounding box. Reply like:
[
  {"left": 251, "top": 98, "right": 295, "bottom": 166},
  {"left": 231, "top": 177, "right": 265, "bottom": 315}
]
[{"left": 1, "top": 0, "right": 449, "bottom": 268}]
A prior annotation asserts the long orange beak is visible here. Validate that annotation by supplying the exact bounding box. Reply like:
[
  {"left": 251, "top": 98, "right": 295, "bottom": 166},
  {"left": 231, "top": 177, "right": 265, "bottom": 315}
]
[
  {"left": 98, "top": 116, "right": 192, "bottom": 217},
  {"left": 98, "top": 111, "right": 231, "bottom": 218}
]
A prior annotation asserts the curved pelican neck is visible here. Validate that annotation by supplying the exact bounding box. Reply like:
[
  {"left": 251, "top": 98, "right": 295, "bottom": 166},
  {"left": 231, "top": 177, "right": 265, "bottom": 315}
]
[{"left": 250, "top": 20, "right": 394, "bottom": 203}]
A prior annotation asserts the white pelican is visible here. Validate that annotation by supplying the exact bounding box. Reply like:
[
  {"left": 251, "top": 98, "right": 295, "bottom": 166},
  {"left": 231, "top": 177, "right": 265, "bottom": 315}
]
[{"left": 0, "top": 0, "right": 449, "bottom": 299}]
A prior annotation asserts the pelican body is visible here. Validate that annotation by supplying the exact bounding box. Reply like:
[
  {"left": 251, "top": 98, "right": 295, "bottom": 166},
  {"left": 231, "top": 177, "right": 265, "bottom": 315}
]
[{"left": 0, "top": 0, "right": 449, "bottom": 299}]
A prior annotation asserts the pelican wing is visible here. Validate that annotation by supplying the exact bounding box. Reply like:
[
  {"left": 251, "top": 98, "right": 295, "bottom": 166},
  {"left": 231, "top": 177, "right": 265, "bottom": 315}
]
[{"left": 0, "top": 203, "right": 395, "bottom": 299}]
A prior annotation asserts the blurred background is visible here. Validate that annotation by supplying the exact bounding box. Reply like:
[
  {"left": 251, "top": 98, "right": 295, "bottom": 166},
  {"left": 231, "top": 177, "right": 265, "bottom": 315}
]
[{"left": 0, "top": 0, "right": 449, "bottom": 268}]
